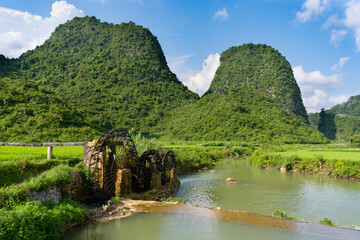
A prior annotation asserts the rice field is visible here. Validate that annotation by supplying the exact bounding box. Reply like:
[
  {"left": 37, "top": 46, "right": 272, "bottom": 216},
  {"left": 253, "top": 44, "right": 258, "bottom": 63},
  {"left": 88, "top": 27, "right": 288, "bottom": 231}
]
[
  {"left": 0, "top": 146, "right": 84, "bottom": 161},
  {"left": 271, "top": 150, "right": 360, "bottom": 162}
]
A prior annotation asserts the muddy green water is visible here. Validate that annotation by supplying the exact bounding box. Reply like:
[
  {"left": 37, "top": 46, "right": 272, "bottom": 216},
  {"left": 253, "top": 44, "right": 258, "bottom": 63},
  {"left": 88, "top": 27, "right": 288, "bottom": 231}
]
[{"left": 67, "top": 158, "right": 360, "bottom": 240}]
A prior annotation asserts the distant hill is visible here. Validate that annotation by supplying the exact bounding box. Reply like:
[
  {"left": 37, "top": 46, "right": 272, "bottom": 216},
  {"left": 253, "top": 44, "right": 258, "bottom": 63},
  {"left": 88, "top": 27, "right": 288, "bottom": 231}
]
[
  {"left": 309, "top": 95, "right": 360, "bottom": 141},
  {"left": 156, "top": 44, "right": 326, "bottom": 143},
  {"left": 329, "top": 95, "right": 360, "bottom": 116}
]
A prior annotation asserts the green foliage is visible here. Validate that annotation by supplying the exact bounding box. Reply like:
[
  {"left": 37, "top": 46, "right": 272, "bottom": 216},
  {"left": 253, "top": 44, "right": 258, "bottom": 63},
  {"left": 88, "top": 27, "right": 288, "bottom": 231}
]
[
  {"left": 156, "top": 44, "right": 326, "bottom": 143},
  {"left": 0, "top": 165, "right": 76, "bottom": 207},
  {"left": 0, "top": 18, "right": 327, "bottom": 143},
  {"left": 110, "top": 196, "right": 124, "bottom": 205},
  {"left": 12, "top": 16, "right": 198, "bottom": 134},
  {"left": 319, "top": 217, "right": 338, "bottom": 227},
  {"left": 160, "top": 197, "right": 185, "bottom": 203},
  {"left": 0, "top": 159, "right": 79, "bottom": 188},
  {"left": 206, "top": 44, "right": 308, "bottom": 119},
  {"left": 272, "top": 209, "right": 295, "bottom": 220},
  {"left": 350, "top": 134, "right": 360, "bottom": 147},
  {"left": 330, "top": 95, "right": 360, "bottom": 117},
  {"left": 130, "top": 131, "right": 163, "bottom": 156},
  {"left": 249, "top": 148, "right": 360, "bottom": 179},
  {"left": 309, "top": 95, "right": 360, "bottom": 141},
  {"left": 0, "top": 77, "right": 99, "bottom": 142},
  {"left": 0, "top": 199, "right": 86, "bottom": 240}
]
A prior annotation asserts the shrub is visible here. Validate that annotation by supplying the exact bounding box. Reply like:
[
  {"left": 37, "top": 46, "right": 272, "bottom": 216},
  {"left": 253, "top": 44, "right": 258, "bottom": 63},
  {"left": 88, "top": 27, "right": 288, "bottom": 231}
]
[
  {"left": 272, "top": 209, "right": 295, "bottom": 220},
  {"left": 0, "top": 199, "right": 86, "bottom": 240},
  {"left": 319, "top": 217, "right": 338, "bottom": 227}
]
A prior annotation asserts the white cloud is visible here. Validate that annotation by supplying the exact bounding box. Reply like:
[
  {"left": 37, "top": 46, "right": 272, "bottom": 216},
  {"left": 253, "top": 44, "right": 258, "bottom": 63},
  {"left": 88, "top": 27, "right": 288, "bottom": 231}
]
[
  {"left": 0, "top": 1, "right": 84, "bottom": 58},
  {"left": 296, "top": 0, "right": 329, "bottom": 23},
  {"left": 303, "top": 89, "right": 329, "bottom": 112},
  {"left": 331, "top": 57, "right": 350, "bottom": 71},
  {"left": 168, "top": 53, "right": 220, "bottom": 95},
  {"left": 293, "top": 65, "right": 342, "bottom": 94},
  {"left": 330, "top": 29, "right": 348, "bottom": 46},
  {"left": 322, "top": 14, "right": 342, "bottom": 29},
  {"left": 303, "top": 89, "right": 348, "bottom": 112},
  {"left": 213, "top": 8, "right": 229, "bottom": 20},
  {"left": 167, "top": 54, "right": 196, "bottom": 83},
  {"left": 184, "top": 54, "right": 220, "bottom": 95},
  {"left": 344, "top": 0, "right": 360, "bottom": 51}
]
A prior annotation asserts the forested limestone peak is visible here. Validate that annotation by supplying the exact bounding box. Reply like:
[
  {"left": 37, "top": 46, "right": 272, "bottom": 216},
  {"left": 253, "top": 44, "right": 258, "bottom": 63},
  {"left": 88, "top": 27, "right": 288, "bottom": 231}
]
[
  {"left": 205, "top": 44, "right": 307, "bottom": 121},
  {"left": 16, "top": 16, "right": 198, "bottom": 132},
  {"left": 329, "top": 95, "right": 360, "bottom": 116}
]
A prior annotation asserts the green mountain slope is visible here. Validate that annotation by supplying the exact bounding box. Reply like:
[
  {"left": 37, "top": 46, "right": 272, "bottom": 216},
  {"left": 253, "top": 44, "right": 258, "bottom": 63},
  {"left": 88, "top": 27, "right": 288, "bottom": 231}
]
[
  {"left": 0, "top": 77, "right": 98, "bottom": 142},
  {"left": 157, "top": 44, "right": 326, "bottom": 143},
  {"left": 309, "top": 95, "right": 360, "bottom": 141},
  {"left": 17, "top": 16, "right": 198, "bottom": 132}
]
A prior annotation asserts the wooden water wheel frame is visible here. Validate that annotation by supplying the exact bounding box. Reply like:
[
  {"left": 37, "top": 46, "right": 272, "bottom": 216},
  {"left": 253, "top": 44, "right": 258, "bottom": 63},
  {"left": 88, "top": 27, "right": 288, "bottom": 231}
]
[
  {"left": 89, "top": 129, "right": 138, "bottom": 196},
  {"left": 88, "top": 129, "right": 177, "bottom": 196}
]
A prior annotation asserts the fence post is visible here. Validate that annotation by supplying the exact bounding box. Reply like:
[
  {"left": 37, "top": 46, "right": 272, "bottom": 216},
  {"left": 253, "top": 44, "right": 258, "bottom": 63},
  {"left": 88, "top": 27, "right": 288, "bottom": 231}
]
[{"left": 47, "top": 146, "right": 53, "bottom": 159}]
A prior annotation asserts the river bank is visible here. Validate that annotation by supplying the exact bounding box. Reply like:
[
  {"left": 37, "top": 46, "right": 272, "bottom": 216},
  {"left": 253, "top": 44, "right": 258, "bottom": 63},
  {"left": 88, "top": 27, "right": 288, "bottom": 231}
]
[{"left": 249, "top": 149, "right": 360, "bottom": 180}]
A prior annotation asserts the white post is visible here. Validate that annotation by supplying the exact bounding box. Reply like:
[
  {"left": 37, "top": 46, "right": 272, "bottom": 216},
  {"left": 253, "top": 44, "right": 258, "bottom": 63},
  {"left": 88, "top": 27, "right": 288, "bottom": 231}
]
[{"left": 47, "top": 146, "right": 53, "bottom": 159}]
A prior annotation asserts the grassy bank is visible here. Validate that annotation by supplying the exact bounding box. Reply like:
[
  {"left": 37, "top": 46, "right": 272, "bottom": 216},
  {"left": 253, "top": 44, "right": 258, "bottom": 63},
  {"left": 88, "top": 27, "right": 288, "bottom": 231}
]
[
  {"left": 0, "top": 162, "right": 88, "bottom": 240},
  {"left": 249, "top": 145, "right": 360, "bottom": 179},
  {"left": 163, "top": 141, "right": 256, "bottom": 172}
]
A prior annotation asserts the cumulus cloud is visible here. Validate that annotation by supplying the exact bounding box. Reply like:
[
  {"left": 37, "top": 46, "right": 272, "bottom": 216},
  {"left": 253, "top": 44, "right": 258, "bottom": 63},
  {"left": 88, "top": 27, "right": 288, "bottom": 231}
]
[
  {"left": 322, "top": 14, "right": 342, "bottom": 29},
  {"left": 293, "top": 65, "right": 342, "bottom": 94},
  {"left": 184, "top": 54, "right": 220, "bottom": 95},
  {"left": 296, "top": 0, "right": 329, "bottom": 23},
  {"left": 344, "top": 0, "right": 360, "bottom": 51},
  {"left": 330, "top": 29, "right": 348, "bottom": 46},
  {"left": 213, "top": 8, "right": 229, "bottom": 20},
  {"left": 168, "top": 53, "right": 220, "bottom": 95},
  {"left": 303, "top": 90, "right": 348, "bottom": 112},
  {"left": 0, "top": 1, "right": 84, "bottom": 58},
  {"left": 331, "top": 57, "right": 350, "bottom": 71},
  {"left": 167, "top": 54, "right": 196, "bottom": 83}
]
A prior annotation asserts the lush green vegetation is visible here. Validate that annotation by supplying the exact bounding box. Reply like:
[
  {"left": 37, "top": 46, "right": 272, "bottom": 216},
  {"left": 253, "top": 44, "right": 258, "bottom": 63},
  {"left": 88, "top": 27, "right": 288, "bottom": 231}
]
[
  {"left": 249, "top": 145, "right": 360, "bottom": 179},
  {"left": 0, "top": 199, "right": 86, "bottom": 240},
  {"left": 0, "top": 146, "right": 84, "bottom": 161},
  {"left": 162, "top": 141, "right": 256, "bottom": 172},
  {"left": 350, "top": 134, "right": 360, "bottom": 147},
  {"left": 1, "top": 18, "right": 326, "bottom": 143},
  {"left": 17, "top": 17, "right": 197, "bottom": 134},
  {"left": 0, "top": 164, "right": 83, "bottom": 207},
  {"left": 309, "top": 95, "right": 360, "bottom": 141},
  {"left": 154, "top": 44, "right": 326, "bottom": 143},
  {"left": 271, "top": 150, "right": 360, "bottom": 161},
  {"left": 330, "top": 95, "right": 360, "bottom": 116},
  {"left": 0, "top": 155, "right": 88, "bottom": 239},
  {"left": 272, "top": 209, "right": 295, "bottom": 220},
  {"left": 319, "top": 217, "right": 338, "bottom": 227},
  {"left": 0, "top": 77, "right": 99, "bottom": 142},
  {"left": 206, "top": 44, "right": 308, "bottom": 120}
]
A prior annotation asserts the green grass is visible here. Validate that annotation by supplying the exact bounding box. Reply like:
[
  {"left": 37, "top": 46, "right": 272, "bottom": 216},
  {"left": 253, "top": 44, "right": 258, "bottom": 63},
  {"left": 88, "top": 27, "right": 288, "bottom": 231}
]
[
  {"left": 0, "top": 146, "right": 84, "bottom": 162},
  {"left": 270, "top": 150, "right": 360, "bottom": 162}
]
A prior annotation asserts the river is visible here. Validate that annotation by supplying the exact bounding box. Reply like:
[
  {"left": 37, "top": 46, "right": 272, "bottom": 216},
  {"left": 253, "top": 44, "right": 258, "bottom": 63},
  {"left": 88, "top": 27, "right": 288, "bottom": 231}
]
[{"left": 67, "top": 158, "right": 360, "bottom": 239}]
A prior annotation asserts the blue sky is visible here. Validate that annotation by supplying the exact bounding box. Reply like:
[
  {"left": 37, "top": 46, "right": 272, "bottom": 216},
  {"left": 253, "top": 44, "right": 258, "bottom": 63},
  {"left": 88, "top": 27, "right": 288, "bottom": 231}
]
[{"left": 1, "top": 0, "right": 360, "bottom": 113}]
